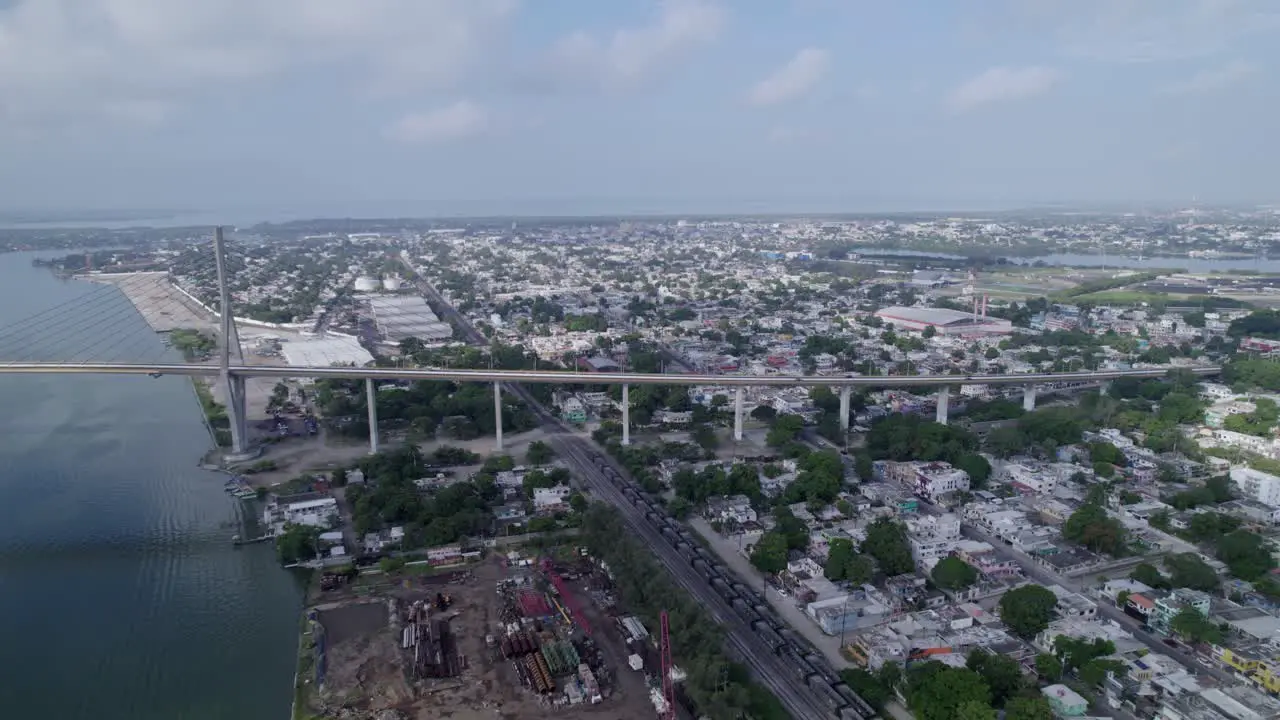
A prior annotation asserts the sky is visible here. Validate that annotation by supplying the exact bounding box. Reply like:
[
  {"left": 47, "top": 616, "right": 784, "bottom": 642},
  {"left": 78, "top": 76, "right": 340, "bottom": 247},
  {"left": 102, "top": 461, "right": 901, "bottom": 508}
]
[{"left": 1, "top": 0, "right": 1278, "bottom": 218}]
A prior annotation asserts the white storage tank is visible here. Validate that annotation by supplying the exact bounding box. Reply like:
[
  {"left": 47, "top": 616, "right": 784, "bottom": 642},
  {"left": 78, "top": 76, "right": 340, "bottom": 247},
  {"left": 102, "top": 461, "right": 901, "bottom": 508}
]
[
  {"left": 354, "top": 276, "right": 379, "bottom": 292},
  {"left": 383, "top": 276, "right": 402, "bottom": 291}
]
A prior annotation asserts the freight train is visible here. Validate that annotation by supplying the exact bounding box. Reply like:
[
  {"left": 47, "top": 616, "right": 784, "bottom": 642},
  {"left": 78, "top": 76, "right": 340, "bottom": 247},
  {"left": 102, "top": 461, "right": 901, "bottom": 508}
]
[{"left": 590, "top": 453, "right": 878, "bottom": 720}]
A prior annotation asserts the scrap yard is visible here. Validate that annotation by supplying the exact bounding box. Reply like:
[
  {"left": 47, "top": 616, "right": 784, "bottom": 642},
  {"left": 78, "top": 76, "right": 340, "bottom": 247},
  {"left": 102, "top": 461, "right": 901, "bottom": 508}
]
[{"left": 292, "top": 549, "right": 661, "bottom": 720}]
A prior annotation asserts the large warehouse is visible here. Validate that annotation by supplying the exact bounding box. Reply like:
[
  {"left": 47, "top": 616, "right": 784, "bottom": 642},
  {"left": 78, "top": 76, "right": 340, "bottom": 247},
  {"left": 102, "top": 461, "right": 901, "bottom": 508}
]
[
  {"left": 279, "top": 335, "right": 374, "bottom": 368},
  {"left": 873, "top": 306, "right": 1013, "bottom": 336},
  {"left": 368, "top": 295, "right": 454, "bottom": 342}
]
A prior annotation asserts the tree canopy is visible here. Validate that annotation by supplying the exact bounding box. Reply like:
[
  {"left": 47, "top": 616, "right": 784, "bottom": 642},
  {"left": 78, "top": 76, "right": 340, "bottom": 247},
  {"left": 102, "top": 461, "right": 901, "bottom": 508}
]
[
  {"left": 861, "top": 517, "right": 914, "bottom": 576},
  {"left": 999, "top": 585, "right": 1057, "bottom": 639},
  {"left": 866, "top": 413, "right": 979, "bottom": 465},
  {"left": 905, "top": 661, "right": 992, "bottom": 720},
  {"left": 932, "top": 556, "right": 979, "bottom": 591},
  {"left": 1062, "top": 499, "right": 1127, "bottom": 556}
]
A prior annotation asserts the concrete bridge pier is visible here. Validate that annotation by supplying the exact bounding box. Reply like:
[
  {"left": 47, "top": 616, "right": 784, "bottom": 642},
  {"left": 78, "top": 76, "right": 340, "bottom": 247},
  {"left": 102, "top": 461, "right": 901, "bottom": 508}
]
[
  {"left": 494, "top": 381, "right": 503, "bottom": 452},
  {"left": 734, "top": 387, "right": 744, "bottom": 442},
  {"left": 935, "top": 387, "right": 950, "bottom": 425},
  {"left": 839, "top": 387, "right": 851, "bottom": 433},
  {"left": 621, "top": 384, "right": 631, "bottom": 446},
  {"left": 1023, "top": 384, "right": 1038, "bottom": 412},
  {"left": 366, "top": 378, "right": 379, "bottom": 454},
  {"left": 221, "top": 374, "right": 257, "bottom": 462}
]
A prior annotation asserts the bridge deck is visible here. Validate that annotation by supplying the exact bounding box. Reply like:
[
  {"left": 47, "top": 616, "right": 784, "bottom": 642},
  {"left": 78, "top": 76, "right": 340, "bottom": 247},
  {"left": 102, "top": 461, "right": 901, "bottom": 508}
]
[{"left": 0, "top": 362, "right": 1220, "bottom": 387}]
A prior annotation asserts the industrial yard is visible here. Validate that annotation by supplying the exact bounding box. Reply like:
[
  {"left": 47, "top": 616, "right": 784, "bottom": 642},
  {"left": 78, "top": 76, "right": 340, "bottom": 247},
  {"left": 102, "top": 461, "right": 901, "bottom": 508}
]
[{"left": 292, "top": 551, "right": 659, "bottom": 720}]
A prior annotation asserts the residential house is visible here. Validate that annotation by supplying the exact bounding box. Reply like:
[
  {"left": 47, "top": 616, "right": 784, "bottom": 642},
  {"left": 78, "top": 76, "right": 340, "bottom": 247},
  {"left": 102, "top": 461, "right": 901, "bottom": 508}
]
[
  {"left": 905, "top": 513, "right": 961, "bottom": 566},
  {"left": 532, "top": 485, "right": 572, "bottom": 514},
  {"left": 1042, "top": 684, "right": 1088, "bottom": 717},
  {"left": 705, "top": 495, "right": 757, "bottom": 525},
  {"left": 426, "top": 544, "right": 463, "bottom": 565},
  {"left": 263, "top": 492, "right": 339, "bottom": 534},
  {"left": 911, "top": 463, "right": 970, "bottom": 502},
  {"left": 1152, "top": 589, "right": 1213, "bottom": 632}
]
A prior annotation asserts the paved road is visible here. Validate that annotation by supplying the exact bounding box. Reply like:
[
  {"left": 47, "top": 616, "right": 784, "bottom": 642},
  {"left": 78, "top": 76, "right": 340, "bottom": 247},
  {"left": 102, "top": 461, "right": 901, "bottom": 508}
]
[
  {"left": 958, "top": 523, "right": 1237, "bottom": 686},
  {"left": 402, "top": 264, "right": 845, "bottom": 720}
]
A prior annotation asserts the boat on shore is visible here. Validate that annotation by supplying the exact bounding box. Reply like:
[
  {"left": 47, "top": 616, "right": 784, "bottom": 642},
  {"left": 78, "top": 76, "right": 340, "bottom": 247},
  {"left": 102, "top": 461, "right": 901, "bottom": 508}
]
[{"left": 224, "top": 478, "right": 258, "bottom": 500}]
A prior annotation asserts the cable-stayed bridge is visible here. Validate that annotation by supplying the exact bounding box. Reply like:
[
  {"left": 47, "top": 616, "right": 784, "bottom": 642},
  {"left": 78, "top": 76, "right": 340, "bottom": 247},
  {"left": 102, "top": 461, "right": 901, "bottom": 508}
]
[
  {"left": 0, "top": 225, "right": 1223, "bottom": 458},
  {"left": 0, "top": 228, "right": 1221, "bottom": 720}
]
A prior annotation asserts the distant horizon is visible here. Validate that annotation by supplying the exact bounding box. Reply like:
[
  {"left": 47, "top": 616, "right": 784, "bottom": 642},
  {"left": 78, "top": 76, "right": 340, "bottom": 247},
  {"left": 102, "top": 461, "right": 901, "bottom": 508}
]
[{"left": 0, "top": 199, "right": 1265, "bottom": 231}]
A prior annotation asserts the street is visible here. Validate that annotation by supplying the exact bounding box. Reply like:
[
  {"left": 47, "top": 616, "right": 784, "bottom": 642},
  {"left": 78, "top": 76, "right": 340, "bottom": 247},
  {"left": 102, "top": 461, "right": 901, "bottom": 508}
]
[
  {"left": 402, "top": 264, "right": 849, "bottom": 720},
  {"left": 959, "top": 523, "right": 1238, "bottom": 685}
]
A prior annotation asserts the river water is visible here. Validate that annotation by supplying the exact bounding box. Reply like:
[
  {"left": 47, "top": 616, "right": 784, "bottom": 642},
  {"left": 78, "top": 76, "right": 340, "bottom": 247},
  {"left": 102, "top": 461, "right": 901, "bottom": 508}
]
[{"left": 0, "top": 252, "right": 304, "bottom": 719}]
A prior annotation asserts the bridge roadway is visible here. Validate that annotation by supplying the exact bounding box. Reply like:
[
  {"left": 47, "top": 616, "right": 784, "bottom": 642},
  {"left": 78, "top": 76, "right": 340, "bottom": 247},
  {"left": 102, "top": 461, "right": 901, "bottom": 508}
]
[{"left": 0, "top": 362, "right": 1222, "bottom": 387}]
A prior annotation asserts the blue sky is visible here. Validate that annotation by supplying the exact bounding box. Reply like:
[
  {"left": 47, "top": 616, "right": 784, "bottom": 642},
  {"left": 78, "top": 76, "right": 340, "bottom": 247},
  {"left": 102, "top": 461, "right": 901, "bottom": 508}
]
[{"left": 0, "top": 0, "right": 1277, "bottom": 217}]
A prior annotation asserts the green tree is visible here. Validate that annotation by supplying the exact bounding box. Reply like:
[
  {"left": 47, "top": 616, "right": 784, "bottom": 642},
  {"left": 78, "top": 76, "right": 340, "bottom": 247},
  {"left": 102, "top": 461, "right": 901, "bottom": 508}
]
[
  {"left": 956, "top": 701, "right": 996, "bottom": 720},
  {"left": 774, "top": 505, "right": 811, "bottom": 550},
  {"left": 1131, "top": 562, "right": 1171, "bottom": 589},
  {"left": 854, "top": 453, "right": 874, "bottom": 481},
  {"left": 525, "top": 440, "right": 554, "bottom": 465},
  {"left": 1063, "top": 501, "right": 1126, "bottom": 555},
  {"left": 1166, "top": 553, "right": 1220, "bottom": 591},
  {"left": 568, "top": 493, "right": 588, "bottom": 514},
  {"left": 668, "top": 496, "right": 692, "bottom": 519},
  {"left": 331, "top": 467, "right": 348, "bottom": 487},
  {"left": 998, "top": 585, "right": 1057, "bottom": 639},
  {"left": 862, "top": 517, "right": 914, "bottom": 576},
  {"left": 954, "top": 453, "right": 992, "bottom": 489},
  {"left": 1079, "top": 658, "right": 1125, "bottom": 688},
  {"left": 1004, "top": 696, "right": 1054, "bottom": 720},
  {"left": 1088, "top": 441, "right": 1125, "bottom": 466},
  {"left": 750, "top": 531, "right": 789, "bottom": 574},
  {"left": 967, "top": 649, "right": 1026, "bottom": 708},
  {"left": 825, "top": 537, "right": 855, "bottom": 581},
  {"left": 984, "top": 426, "right": 1028, "bottom": 458},
  {"left": 276, "top": 524, "right": 320, "bottom": 565},
  {"left": 906, "top": 662, "right": 992, "bottom": 720},
  {"left": 1034, "top": 653, "right": 1062, "bottom": 681},
  {"left": 839, "top": 668, "right": 890, "bottom": 712},
  {"left": 1054, "top": 635, "right": 1115, "bottom": 673},
  {"left": 767, "top": 414, "right": 806, "bottom": 447},
  {"left": 845, "top": 553, "right": 875, "bottom": 586},
  {"left": 1171, "top": 607, "right": 1223, "bottom": 644},
  {"left": 692, "top": 424, "right": 720, "bottom": 450},
  {"left": 932, "top": 556, "right": 979, "bottom": 590},
  {"left": 1218, "top": 530, "right": 1276, "bottom": 581}
]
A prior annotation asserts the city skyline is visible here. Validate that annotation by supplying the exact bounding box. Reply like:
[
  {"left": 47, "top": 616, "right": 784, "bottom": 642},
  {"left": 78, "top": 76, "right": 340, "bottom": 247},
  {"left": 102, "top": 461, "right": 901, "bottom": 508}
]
[{"left": 1, "top": 0, "right": 1279, "bottom": 214}]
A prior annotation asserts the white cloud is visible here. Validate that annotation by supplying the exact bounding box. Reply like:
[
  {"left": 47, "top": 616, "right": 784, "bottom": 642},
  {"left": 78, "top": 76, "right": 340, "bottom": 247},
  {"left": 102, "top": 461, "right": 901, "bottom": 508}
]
[
  {"left": 747, "top": 48, "right": 830, "bottom": 107},
  {"left": 384, "top": 101, "right": 488, "bottom": 144},
  {"left": 946, "top": 66, "right": 1061, "bottom": 113},
  {"left": 1162, "top": 60, "right": 1257, "bottom": 94},
  {"left": 0, "top": 0, "right": 516, "bottom": 126},
  {"left": 545, "top": 0, "right": 726, "bottom": 91}
]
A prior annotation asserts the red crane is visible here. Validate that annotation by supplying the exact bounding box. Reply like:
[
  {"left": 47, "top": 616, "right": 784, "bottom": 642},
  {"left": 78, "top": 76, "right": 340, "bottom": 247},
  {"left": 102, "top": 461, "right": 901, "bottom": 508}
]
[{"left": 660, "top": 610, "right": 674, "bottom": 720}]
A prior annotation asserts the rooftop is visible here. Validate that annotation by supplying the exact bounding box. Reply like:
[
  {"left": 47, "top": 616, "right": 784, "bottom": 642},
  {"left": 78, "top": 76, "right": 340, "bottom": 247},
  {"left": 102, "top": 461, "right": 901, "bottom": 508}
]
[{"left": 279, "top": 335, "right": 373, "bottom": 367}]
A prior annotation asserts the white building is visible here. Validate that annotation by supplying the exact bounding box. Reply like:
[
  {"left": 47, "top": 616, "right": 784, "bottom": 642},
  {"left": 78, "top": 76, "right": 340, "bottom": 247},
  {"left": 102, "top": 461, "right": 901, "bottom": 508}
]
[
  {"left": 905, "top": 513, "right": 962, "bottom": 565},
  {"left": 263, "top": 495, "right": 339, "bottom": 534},
  {"left": 1001, "top": 461, "right": 1058, "bottom": 494},
  {"left": 912, "top": 463, "right": 970, "bottom": 502},
  {"left": 533, "top": 485, "right": 572, "bottom": 513},
  {"left": 1230, "top": 467, "right": 1280, "bottom": 508}
]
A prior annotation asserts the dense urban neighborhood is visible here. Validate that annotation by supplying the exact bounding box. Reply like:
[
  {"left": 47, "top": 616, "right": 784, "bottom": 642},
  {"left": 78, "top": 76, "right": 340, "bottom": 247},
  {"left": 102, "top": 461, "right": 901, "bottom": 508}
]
[{"left": 27, "top": 210, "right": 1280, "bottom": 720}]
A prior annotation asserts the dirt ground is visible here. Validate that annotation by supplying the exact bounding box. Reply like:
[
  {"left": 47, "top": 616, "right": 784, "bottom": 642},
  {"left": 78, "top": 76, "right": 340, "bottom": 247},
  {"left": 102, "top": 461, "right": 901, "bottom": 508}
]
[
  {"left": 303, "top": 556, "right": 658, "bottom": 720},
  {"left": 238, "top": 427, "right": 549, "bottom": 488}
]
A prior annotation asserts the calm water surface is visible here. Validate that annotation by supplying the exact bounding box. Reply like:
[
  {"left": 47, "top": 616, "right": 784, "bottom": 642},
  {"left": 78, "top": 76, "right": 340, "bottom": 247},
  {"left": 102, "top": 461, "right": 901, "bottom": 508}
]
[{"left": 0, "top": 252, "right": 304, "bottom": 719}]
